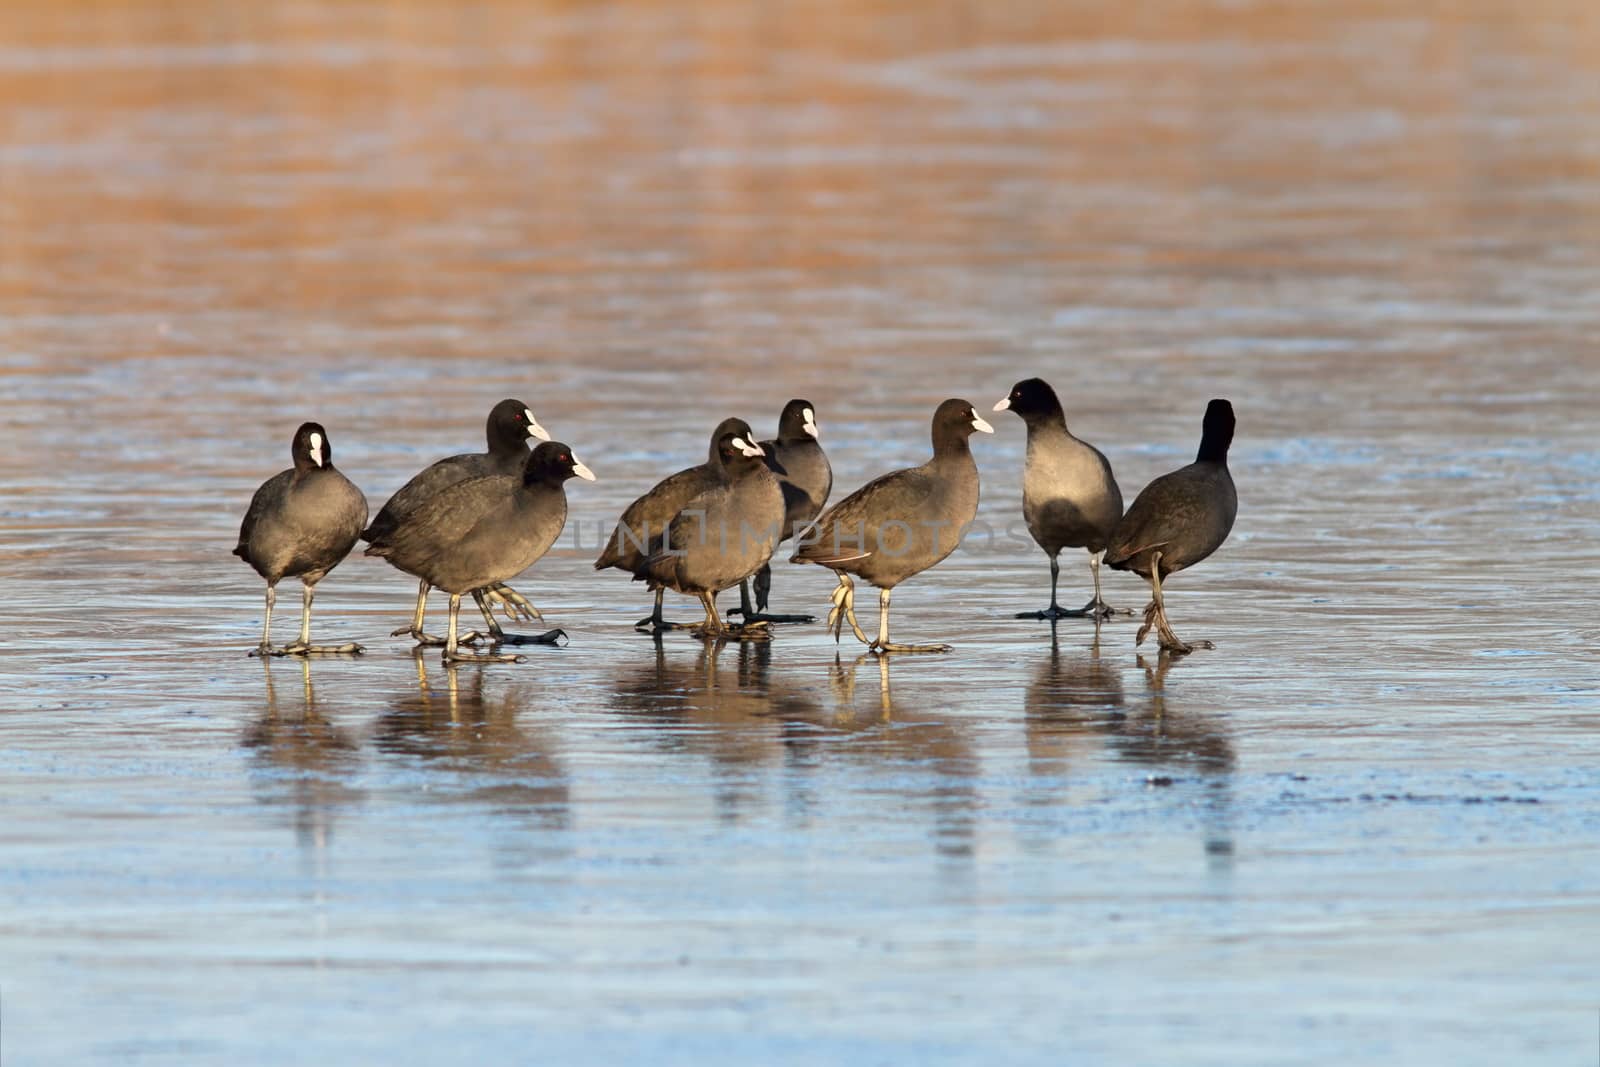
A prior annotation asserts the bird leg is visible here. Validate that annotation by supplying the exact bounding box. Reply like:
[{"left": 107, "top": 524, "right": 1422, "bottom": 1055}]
[
  {"left": 753, "top": 564, "right": 773, "bottom": 615},
  {"left": 690, "top": 591, "right": 770, "bottom": 641},
  {"left": 1135, "top": 552, "right": 1212, "bottom": 655},
  {"left": 635, "top": 587, "right": 692, "bottom": 634},
  {"left": 1077, "top": 550, "right": 1122, "bottom": 619},
  {"left": 468, "top": 589, "right": 566, "bottom": 646},
  {"left": 730, "top": 577, "right": 757, "bottom": 618},
  {"left": 279, "top": 583, "right": 363, "bottom": 656},
  {"left": 723, "top": 590, "right": 774, "bottom": 640},
  {"left": 482, "top": 582, "right": 542, "bottom": 623},
  {"left": 249, "top": 582, "right": 279, "bottom": 656},
  {"left": 690, "top": 592, "right": 727, "bottom": 639},
  {"left": 443, "top": 593, "right": 521, "bottom": 664},
  {"left": 1018, "top": 553, "right": 1119, "bottom": 621},
  {"left": 391, "top": 579, "right": 448, "bottom": 645},
  {"left": 870, "top": 586, "right": 950, "bottom": 654},
  {"left": 726, "top": 565, "right": 815, "bottom": 625},
  {"left": 1017, "top": 555, "right": 1073, "bottom": 620}
]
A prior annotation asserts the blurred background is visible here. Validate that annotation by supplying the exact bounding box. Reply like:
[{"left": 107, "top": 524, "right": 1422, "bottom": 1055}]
[{"left": 2, "top": 3, "right": 1598, "bottom": 1065}]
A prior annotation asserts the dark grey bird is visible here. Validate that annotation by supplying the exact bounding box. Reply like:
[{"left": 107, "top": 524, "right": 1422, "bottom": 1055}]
[
  {"left": 363, "top": 398, "right": 550, "bottom": 646},
  {"left": 645, "top": 430, "right": 786, "bottom": 640},
  {"left": 731, "top": 399, "right": 833, "bottom": 625},
  {"left": 1104, "top": 398, "right": 1237, "bottom": 655},
  {"left": 365, "top": 441, "right": 595, "bottom": 664},
  {"left": 595, "top": 417, "right": 757, "bottom": 634},
  {"left": 234, "top": 422, "right": 369, "bottom": 657},
  {"left": 790, "top": 398, "right": 993, "bottom": 653},
  {"left": 993, "top": 378, "right": 1124, "bottom": 620}
]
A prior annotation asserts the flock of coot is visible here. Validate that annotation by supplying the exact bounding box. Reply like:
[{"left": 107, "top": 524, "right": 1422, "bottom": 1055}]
[{"left": 233, "top": 383, "right": 1236, "bottom": 662}]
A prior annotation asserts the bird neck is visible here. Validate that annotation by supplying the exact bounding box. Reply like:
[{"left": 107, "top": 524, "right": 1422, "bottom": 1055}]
[
  {"left": 1023, "top": 409, "right": 1069, "bottom": 435},
  {"left": 1196, "top": 437, "right": 1231, "bottom": 464},
  {"left": 931, "top": 433, "right": 974, "bottom": 468}
]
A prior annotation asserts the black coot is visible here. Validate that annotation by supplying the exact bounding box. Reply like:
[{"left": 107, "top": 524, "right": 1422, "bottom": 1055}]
[
  {"left": 994, "top": 378, "right": 1124, "bottom": 619},
  {"left": 364, "top": 398, "right": 550, "bottom": 645},
  {"left": 595, "top": 417, "right": 756, "bottom": 633},
  {"left": 731, "top": 399, "right": 833, "bottom": 625},
  {"left": 790, "top": 399, "right": 992, "bottom": 653},
  {"left": 235, "top": 422, "right": 369, "bottom": 656},
  {"left": 1104, "top": 399, "right": 1237, "bottom": 654},
  {"left": 366, "top": 442, "right": 595, "bottom": 663},
  {"left": 645, "top": 430, "right": 786, "bottom": 639}
]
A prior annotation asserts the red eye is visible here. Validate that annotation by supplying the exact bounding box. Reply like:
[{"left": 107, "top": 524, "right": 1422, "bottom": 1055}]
[{"left": 560, "top": 453, "right": 569, "bottom": 462}]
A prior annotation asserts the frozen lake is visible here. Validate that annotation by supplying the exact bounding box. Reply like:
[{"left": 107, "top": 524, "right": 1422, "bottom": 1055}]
[{"left": 2, "top": 1, "right": 1598, "bottom": 1063}]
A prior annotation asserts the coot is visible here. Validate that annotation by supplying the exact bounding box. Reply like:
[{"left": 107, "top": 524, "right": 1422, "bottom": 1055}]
[
  {"left": 791, "top": 399, "right": 992, "bottom": 653},
  {"left": 1104, "top": 399, "right": 1237, "bottom": 654},
  {"left": 994, "top": 378, "right": 1123, "bottom": 619},
  {"left": 235, "top": 422, "right": 369, "bottom": 656},
  {"left": 366, "top": 441, "right": 595, "bottom": 663}
]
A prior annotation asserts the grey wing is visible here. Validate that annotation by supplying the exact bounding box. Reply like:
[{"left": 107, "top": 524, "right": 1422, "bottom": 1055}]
[
  {"left": 597, "top": 465, "right": 708, "bottom": 570},
  {"left": 366, "top": 453, "right": 479, "bottom": 539},
  {"left": 1106, "top": 470, "right": 1199, "bottom": 562},
  {"left": 795, "top": 467, "right": 935, "bottom": 564},
  {"left": 235, "top": 469, "right": 290, "bottom": 557},
  {"left": 1090, "top": 443, "right": 1123, "bottom": 513},
  {"left": 368, "top": 474, "right": 505, "bottom": 560}
]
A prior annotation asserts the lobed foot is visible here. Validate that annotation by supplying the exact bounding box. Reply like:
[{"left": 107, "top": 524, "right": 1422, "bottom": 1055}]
[
  {"left": 1017, "top": 604, "right": 1074, "bottom": 621},
  {"left": 826, "top": 585, "right": 869, "bottom": 645},
  {"left": 483, "top": 583, "right": 542, "bottom": 623},
  {"left": 1078, "top": 598, "right": 1123, "bottom": 620},
  {"left": 1136, "top": 602, "right": 1212, "bottom": 655},
  {"left": 392, "top": 625, "right": 447, "bottom": 646},
  {"left": 730, "top": 610, "right": 816, "bottom": 625},
  {"left": 1135, "top": 602, "right": 1159, "bottom": 647},
  {"left": 492, "top": 628, "right": 569, "bottom": 647},
  {"left": 635, "top": 617, "right": 693, "bottom": 634},
  {"left": 870, "top": 641, "right": 951, "bottom": 655},
  {"left": 1018, "top": 600, "right": 1119, "bottom": 622},
  {"left": 1156, "top": 630, "right": 1214, "bottom": 655},
  {"left": 443, "top": 648, "right": 523, "bottom": 665},
  {"left": 692, "top": 620, "right": 772, "bottom": 642},
  {"left": 277, "top": 641, "right": 364, "bottom": 657},
  {"left": 827, "top": 586, "right": 848, "bottom": 642}
]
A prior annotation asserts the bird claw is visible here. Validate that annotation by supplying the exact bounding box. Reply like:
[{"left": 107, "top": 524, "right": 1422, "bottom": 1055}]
[
  {"left": 494, "top": 628, "right": 569, "bottom": 647},
  {"left": 443, "top": 648, "right": 523, "bottom": 664},
  {"left": 483, "top": 584, "right": 541, "bottom": 623},
  {"left": 276, "top": 641, "right": 363, "bottom": 657},
  {"left": 1135, "top": 602, "right": 1159, "bottom": 646},
  {"left": 692, "top": 620, "right": 772, "bottom": 642},
  {"left": 1080, "top": 598, "right": 1119, "bottom": 619},
  {"left": 1019, "top": 599, "right": 1119, "bottom": 621},
  {"left": 635, "top": 617, "right": 691, "bottom": 634},
  {"left": 392, "top": 626, "right": 447, "bottom": 646},
  {"left": 733, "top": 611, "right": 816, "bottom": 625},
  {"left": 870, "top": 641, "right": 951, "bottom": 655}
]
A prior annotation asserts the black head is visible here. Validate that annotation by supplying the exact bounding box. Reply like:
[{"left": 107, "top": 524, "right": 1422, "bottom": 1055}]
[
  {"left": 706, "top": 417, "right": 757, "bottom": 464},
  {"left": 931, "top": 398, "right": 995, "bottom": 453},
  {"left": 487, "top": 398, "right": 549, "bottom": 453},
  {"left": 993, "top": 378, "right": 1065, "bottom": 424},
  {"left": 291, "top": 422, "right": 331, "bottom": 471},
  {"left": 524, "top": 440, "right": 597, "bottom": 486},
  {"left": 1196, "top": 399, "right": 1235, "bottom": 463},
  {"left": 776, "top": 399, "right": 820, "bottom": 443},
  {"left": 715, "top": 429, "right": 767, "bottom": 473}
]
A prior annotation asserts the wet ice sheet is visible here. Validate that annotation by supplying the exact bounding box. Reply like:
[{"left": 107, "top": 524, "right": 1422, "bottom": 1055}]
[{"left": 3, "top": 0, "right": 1600, "bottom": 1064}]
